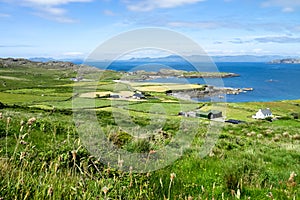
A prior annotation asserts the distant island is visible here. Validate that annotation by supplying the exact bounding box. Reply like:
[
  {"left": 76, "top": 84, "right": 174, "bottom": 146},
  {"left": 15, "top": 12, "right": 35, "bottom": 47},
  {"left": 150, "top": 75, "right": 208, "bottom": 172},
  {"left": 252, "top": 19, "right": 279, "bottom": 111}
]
[{"left": 270, "top": 58, "right": 300, "bottom": 64}]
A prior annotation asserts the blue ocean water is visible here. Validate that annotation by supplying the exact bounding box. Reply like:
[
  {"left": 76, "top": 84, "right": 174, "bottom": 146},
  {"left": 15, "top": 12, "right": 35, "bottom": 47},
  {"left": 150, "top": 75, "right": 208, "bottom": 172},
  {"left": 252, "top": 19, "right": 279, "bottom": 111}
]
[{"left": 87, "top": 61, "right": 300, "bottom": 102}]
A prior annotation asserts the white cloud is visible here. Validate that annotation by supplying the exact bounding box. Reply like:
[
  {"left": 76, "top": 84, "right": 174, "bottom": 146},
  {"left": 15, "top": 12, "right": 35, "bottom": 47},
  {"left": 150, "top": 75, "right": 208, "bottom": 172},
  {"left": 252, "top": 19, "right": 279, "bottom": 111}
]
[
  {"left": 168, "top": 21, "right": 220, "bottom": 29},
  {"left": 62, "top": 51, "right": 85, "bottom": 57},
  {"left": 262, "top": 0, "right": 300, "bottom": 12},
  {"left": 0, "top": 13, "right": 11, "bottom": 17},
  {"left": 23, "top": 0, "right": 92, "bottom": 6},
  {"left": 124, "top": 0, "right": 205, "bottom": 12},
  {"left": 103, "top": 9, "right": 116, "bottom": 16},
  {"left": 6, "top": 0, "right": 93, "bottom": 23},
  {"left": 282, "top": 7, "right": 294, "bottom": 12},
  {"left": 228, "top": 34, "right": 300, "bottom": 44}
]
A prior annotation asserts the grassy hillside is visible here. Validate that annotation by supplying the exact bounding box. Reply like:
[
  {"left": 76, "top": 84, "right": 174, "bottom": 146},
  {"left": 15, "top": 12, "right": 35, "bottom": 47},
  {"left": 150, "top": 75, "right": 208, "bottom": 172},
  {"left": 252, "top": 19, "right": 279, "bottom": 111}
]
[{"left": 0, "top": 59, "right": 299, "bottom": 199}]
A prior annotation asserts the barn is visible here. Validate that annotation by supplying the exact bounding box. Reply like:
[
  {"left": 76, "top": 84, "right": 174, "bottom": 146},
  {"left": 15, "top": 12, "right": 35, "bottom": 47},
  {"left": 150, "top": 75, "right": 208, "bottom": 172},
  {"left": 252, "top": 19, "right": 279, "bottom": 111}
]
[{"left": 196, "top": 110, "right": 222, "bottom": 119}]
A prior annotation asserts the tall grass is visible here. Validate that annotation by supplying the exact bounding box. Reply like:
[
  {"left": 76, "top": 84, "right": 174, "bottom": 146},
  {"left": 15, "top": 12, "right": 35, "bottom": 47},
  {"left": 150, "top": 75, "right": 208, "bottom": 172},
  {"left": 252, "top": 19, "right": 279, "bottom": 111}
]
[{"left": 0, "top": 109, "right": 299, "bottom": 199}]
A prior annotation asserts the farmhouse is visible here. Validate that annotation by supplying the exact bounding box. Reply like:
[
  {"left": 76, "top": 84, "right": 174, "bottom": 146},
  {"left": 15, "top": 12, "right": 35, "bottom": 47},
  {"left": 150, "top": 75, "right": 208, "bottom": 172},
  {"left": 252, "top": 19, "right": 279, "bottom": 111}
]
[{"left": 252, "top": 108, "right": 272, "bottom": 119}]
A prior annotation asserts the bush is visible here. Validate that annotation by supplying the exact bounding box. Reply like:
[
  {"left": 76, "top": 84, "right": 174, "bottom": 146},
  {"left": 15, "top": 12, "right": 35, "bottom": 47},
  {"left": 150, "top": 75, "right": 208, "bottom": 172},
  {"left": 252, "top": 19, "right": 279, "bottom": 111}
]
[{"left": 109, "top": 131, "right": 132, "bottom": 148}]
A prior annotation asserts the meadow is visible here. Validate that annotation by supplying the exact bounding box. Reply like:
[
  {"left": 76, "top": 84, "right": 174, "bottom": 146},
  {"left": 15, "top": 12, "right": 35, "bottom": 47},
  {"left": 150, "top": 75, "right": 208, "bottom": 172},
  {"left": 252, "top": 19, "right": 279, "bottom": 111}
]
[{"left": 0, "top": 59, "right": 299, "bottom": 199}]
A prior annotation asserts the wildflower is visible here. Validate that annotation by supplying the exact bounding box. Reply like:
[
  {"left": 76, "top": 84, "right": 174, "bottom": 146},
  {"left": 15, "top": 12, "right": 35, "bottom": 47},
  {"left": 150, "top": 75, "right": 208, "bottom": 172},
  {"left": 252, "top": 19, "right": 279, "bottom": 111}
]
[
  {"left": 149, "top": 150, "right": 156, "bottom": 154},
  {"left": 27, "top": 117, "right": 36, "bottom": 126},
  {"left": 7, "top": 117, "right": 11, "bottom": 124},
  {"left": 48, "top": 186, "right": 53, "bottom": 196},
  {"left": 71, "top": 150, "right": 77, "bottom": 161},
  {"left": 0, "top": 112, "right": 2, "bottom": 119},
  {"left": 288, "top": 171, "right": 297, "bottom": 182},
  {"left": 170, "top": 173, "right": 176, "bottom": 182},
  {"left": 102, "top": 186, "right": 109, "bottom": 195},
  {"left": 267, "top": 192, "right": 274, "bottom": 199},
  {"left": 287, "top": 171, "right": 297, "bottom": 187},
  {"left": 20, "top": 120, "right": 24, "bottom": 126},
  {"left": 20, "top": 152, "right": 26, "bottom": 160}
]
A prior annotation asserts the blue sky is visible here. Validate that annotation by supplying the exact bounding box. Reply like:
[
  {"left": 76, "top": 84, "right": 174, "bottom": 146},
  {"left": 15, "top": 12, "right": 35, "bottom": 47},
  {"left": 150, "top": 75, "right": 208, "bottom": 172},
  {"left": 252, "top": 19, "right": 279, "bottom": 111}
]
[{"left": 0, "top": 0, "right": 300, "bottom": 59}]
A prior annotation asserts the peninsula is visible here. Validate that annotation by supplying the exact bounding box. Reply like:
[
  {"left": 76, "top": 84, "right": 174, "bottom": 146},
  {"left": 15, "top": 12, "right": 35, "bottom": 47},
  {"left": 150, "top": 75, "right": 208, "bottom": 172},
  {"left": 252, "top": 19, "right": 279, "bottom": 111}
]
[{"left": 122, "top": 69, "right": 239, "bottom": 81}]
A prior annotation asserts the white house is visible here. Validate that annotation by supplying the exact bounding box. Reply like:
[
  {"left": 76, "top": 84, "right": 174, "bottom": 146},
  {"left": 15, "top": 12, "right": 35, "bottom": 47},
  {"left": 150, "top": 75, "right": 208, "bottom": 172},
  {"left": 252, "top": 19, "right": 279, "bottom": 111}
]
[{"left": 252, "top": 108, "right": 272, "bottom": 119}]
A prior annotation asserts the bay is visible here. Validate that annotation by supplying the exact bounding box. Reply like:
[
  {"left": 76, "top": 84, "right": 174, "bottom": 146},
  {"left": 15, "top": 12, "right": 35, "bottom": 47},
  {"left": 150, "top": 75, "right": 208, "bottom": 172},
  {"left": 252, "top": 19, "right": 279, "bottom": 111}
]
[{"left": 87, "top": 61, "right": 300, "bottom": 102}]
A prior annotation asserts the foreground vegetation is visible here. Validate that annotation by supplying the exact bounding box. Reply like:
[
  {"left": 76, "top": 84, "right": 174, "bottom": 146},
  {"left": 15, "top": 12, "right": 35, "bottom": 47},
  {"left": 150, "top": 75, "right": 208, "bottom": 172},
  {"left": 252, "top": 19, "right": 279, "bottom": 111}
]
[{"left": 0, "top": 59, "right": 299, "bottom": 199}]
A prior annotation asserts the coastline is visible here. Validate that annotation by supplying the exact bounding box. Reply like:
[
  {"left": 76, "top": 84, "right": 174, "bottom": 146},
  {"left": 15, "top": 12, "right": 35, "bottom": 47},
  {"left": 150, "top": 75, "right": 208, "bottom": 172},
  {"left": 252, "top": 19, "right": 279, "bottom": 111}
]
[
  {"left": 166, "top": 85, "right": 254, "bottom": 101},
  {"left": 121, "top": 69, "right": 239, "bottom": 81}
]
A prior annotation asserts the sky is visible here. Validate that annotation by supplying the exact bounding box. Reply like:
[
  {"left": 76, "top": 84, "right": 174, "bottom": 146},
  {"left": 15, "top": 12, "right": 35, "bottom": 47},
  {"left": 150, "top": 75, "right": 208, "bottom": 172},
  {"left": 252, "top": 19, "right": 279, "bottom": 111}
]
[{"left": 0, "top": 0, "right": 300, "bottom": 59}]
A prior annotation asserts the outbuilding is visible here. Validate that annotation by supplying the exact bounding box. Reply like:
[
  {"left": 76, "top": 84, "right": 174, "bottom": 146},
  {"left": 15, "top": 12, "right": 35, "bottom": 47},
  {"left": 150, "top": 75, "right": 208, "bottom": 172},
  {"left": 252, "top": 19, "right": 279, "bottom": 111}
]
[
  {"left": 132, "top": 93, "right": 145, "bottom": 99},
  {"left": 196, "top": 110, "right": 222, "bottom": 119}
]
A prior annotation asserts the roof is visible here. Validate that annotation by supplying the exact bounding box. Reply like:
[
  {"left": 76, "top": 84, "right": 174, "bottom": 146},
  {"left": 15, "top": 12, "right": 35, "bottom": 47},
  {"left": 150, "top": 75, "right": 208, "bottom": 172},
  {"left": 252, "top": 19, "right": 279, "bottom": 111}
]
[
  {"left": 260, "top": 108, "right": 272, "bottom": 115},
  {"left": 210, "top": 110, "right": 222, "bottom": 114},
  {"left": 197, "top": 110, "right": 222, "bottom": 115},
  {"left": 225, "top": 119, "right": 246, "bottom": 124},
  {"left": 133, "top": 93, "right": 145, "bottom": 98},
  {"left": 110, "top": 94, "right": 120, "bottom": 98}
]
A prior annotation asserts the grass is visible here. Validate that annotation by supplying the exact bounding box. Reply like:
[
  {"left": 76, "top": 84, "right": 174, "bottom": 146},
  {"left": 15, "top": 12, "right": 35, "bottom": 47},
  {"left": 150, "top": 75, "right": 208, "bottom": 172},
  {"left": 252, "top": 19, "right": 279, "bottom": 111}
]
[
  {"left": 0, "top": 92, "right": 70, "bottom": 105},
  {"left": 126, "top": 102, "right": 201, "bottom": 115},
  {"left": 133, "top": 83, "right": 204, "bottom": 92},
  {"left": 0, "top": 60, "right": 300, "bottom": 199},
  {"left": 1, "top": 109, "right": 299, "bottom": 199}
]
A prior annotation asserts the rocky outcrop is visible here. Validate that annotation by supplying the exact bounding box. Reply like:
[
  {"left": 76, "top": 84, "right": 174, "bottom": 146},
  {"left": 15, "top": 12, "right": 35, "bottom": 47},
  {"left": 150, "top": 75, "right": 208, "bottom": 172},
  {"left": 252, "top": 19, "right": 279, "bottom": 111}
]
[
  {"left": 167, "top": 85, "right": 253, "bottom": 100},
  {"left": 269, "top": 58, "right": 300, "bottom": 64}
]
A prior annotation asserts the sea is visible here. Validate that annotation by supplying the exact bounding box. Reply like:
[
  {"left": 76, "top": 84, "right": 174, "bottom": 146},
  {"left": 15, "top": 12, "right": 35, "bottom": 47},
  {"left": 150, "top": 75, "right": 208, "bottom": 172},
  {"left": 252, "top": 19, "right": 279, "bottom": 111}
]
[{"left": 86, "top": 61, "right": 300, "bottom": 103}]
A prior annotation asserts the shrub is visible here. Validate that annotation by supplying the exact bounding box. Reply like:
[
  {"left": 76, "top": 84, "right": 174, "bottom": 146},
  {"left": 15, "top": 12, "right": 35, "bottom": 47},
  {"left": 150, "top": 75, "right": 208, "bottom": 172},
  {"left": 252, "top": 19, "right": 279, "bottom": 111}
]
[{"left": 109, "top": 131, "right": 132, "bottom": 148}]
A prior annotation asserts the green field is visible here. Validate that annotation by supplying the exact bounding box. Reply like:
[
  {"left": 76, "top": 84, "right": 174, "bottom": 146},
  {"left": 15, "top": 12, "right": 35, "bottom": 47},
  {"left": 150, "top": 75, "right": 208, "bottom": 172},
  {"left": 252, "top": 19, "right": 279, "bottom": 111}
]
[{"left": 0, "top": 59, "right": 299, "bottom": 199}]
